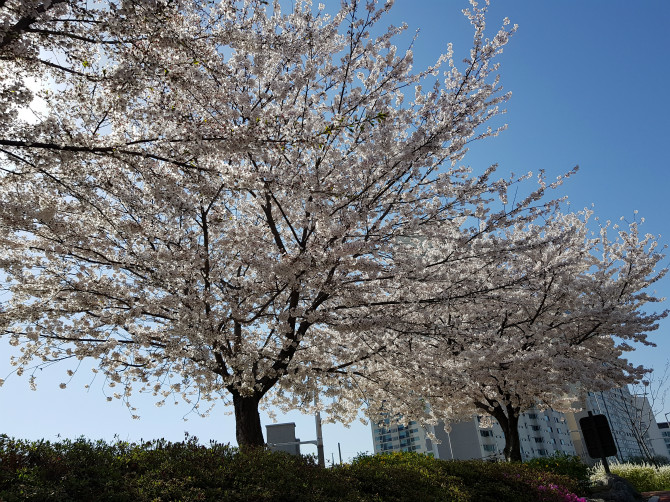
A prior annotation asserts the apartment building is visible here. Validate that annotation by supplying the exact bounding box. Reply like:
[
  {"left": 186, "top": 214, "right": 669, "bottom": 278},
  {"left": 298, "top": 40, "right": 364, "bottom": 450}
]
[
  {"left": 566, "top": 388, "right": 668, "bottom": 463},
  {"left": 371, "top": 419, "right": 437, "bottom": 455},
  {"left": 370, "top": 407, "right": 577, "bottom": 461},
  {"left": 371, "top": 387, "right": 670, "bottom": 463},
  {"left": 658, "top": 422, "right": 670, "bottom": 458}
]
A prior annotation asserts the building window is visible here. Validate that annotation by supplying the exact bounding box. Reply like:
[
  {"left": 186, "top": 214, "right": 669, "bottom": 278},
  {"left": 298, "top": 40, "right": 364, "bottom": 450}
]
[
  {"left": 534, "top": 437, "right": 544, "bottom": 443},
  {"left": 483, "top": 444, "right": 496, "bottom": 452},
  {"left": 480, "top": 430, "right": 493, "bottom": 437}
]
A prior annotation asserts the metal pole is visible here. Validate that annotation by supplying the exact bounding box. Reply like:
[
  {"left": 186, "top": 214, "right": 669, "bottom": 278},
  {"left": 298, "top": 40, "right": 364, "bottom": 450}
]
[
  {"left": 338, "top": 442, "right": 343, "bottom": 465},
  {"left": 446, "top": 429, "right": 455, "bottom": 460},
  {"left": 602, "top": 455, "right": 611, "bottom": 474},
  {"left": 588, "top": 411, "right": 611, "bottom": 474},
  {"left": 315, "top": 394, "right": 325, "bottom": 468}
]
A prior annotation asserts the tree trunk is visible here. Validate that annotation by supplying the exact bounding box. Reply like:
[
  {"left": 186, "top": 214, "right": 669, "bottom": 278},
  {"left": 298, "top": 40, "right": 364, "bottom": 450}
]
[
  {"left": 490, "top": 404, "right": 522, "bottom": 462},
  {"left": 232, "top": 393, "right": 265, "bottom": 447}
]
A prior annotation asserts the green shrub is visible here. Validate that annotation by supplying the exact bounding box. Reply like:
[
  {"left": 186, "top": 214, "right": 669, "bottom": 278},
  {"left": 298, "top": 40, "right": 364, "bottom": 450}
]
[
  {"left": 625, "top": 455, "right": 670, "bottom": 466},
  {"left": 0, "top": 436, "right": 588, "bottom": 502},
  {"left": 345, "top": 452, "right": 468, "bottom": 501},
  {"left": 590, "top": 461, "right": 670, "bottom": 492},
  {"left": 349, "top": 452, "right": 585, "bottom": 502},
  {"left": 525, "top": 453, "right": 590, "bottom": 485},
  {"left": 0, "top": 435, "right": 130, "bottom": 501},
  {"left": 436, "top": 459, "right": 584, "bottom": 502}
]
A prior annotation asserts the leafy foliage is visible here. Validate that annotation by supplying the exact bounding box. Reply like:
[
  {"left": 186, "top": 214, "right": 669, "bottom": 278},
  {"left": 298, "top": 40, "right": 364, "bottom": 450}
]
[
  {"left": 525, "top": 453, "right": 590, "bottom": 485},
  {"left": 1, "top": 0, "right": 666, "bottom": 454},
  {"left": 625, "top": 455, "right": 670, "bottom": 466},
  {"left": 343, "top": 452, "right": 469, "bottom": 501},
  {"left": 0, "top": 0, "right": 539, "bottom": 447},
  {"left": 590, "top": 461, "right": 670, "bottom": 492},
  {"left": 0, "top": 436, "right": 590, "bottom": 501}
]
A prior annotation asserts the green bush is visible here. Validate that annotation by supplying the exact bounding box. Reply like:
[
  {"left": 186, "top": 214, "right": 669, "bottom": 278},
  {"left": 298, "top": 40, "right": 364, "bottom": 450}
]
[
  {"left": 0, "top": 435, "right": 354, "bottom": 502},
  {"left": 0, "top": 435, "right": 130, "bottom": 502},
  {"left": 435, "top": 458, "right": 584, "bottom": 502},
  {"left": 525, "top": 453, "right": 590, "bottom": 485},
  {"left": 0, "top": 436, "right": 588, "bottom": 502},
  {"left": 348, "top": 452, "right": 585, "bottom": 502},
  {"left": 625, "top": 455, "right": 670, "bottom": 466},
  {"left": 344, "top": 452, "right": 468, "bottom": 501},
  {"left": 590, "top": 461, "right": 670, "bottom": 492}
]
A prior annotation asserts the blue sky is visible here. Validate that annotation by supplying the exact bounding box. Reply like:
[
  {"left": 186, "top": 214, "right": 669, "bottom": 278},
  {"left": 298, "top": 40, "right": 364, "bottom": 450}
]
[{"left": 1, "top": 1, "right": 669, "bottom": 462}]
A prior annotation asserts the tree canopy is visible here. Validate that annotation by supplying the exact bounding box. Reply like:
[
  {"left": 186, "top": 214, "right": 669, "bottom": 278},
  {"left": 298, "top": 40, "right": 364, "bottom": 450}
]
[
  {"left": 1, "top": 0, "right": 665, "bottom": 449},
  {"left": 401, "top": 212, "right": 667, "bottom": 460}
]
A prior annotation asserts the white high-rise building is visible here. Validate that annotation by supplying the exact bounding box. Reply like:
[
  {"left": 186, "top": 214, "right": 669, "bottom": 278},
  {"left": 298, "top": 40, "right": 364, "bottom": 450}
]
[
  {"left": 371, "top": 419, "right": 436, "bottom": 455},
  {"left": 565, "top": 388, "right": 668, "bottom": 463},
  {"left": 658, "top": 422, "right": 670, "bottom": 458},
  {"left": 371, "top": 387, "right": 668, "bottom": 463},
  {"left": 370, "top": 407, "right": 577, "bottom": 461}
]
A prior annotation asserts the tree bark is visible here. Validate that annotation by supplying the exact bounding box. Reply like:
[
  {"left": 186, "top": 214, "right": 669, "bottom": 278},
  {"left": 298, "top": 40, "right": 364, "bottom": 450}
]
[
  {"left": 232, "top": 392, "right": 265, "bottom": 447},
  {"left": 489, "top": 404, "right": 522, "bottom": 462}
]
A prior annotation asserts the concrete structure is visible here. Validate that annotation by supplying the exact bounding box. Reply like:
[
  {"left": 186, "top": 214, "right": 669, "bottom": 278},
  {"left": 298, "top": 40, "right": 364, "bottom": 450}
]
[
  {"left": 265, "top": 415, "right": 326, "bottom": 467},
  {"left": 266, "top": 422, "right": 300, "bottom": 455}
]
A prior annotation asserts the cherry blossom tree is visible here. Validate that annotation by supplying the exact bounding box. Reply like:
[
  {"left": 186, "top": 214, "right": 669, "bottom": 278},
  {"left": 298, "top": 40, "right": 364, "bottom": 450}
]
[
  {"left": 1, "top": 0, "right": 576, "bottom": 447},
  {"left": 399, "top": 213, "right": 668, "bottom": 461},
  {"left": 1, "top": 0, "right": 73, "bottom": 52},
  {"left": 1, "top": 0, "right": 109, "bottom": 127}
]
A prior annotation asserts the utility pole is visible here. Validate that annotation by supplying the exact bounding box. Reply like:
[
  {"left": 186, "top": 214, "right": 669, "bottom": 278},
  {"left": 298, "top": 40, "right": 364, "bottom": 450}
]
[{"left": 315, "top": 394, "right": 325, "bottom": 468}]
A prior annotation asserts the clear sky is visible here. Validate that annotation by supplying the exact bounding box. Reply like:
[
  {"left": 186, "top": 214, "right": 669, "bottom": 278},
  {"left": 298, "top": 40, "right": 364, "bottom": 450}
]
[{"left": 1, "top": 1, "right": 669, "bottom": 464}]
